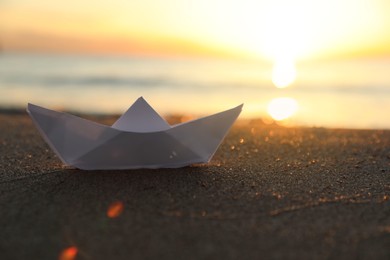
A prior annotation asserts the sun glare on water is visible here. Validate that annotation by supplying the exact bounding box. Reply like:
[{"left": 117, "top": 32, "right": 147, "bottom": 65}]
[{"left": 267, "top": 97, "right": 298, "bottom": 121}]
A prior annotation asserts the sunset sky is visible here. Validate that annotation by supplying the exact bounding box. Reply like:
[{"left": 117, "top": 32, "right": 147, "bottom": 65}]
[{"left": 1, "top": 0, "right": 390, "bottom": 60}]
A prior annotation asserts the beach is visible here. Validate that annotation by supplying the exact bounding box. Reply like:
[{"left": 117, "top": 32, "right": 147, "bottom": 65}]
[{"left": 0, "top": 112, "right": 389, "bottom": 259}]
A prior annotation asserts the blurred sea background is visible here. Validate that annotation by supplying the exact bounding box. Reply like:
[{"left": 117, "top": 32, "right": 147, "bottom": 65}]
[
  {"left": 1, "top": 52, "right": 389, "bottom": 129},
  {"left": 1, "top": 0, "right": 390, "bottom": 129}
]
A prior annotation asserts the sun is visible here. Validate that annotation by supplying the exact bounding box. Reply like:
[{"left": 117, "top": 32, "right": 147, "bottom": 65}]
[
  {"left": 272, "top": 58, "right": 297, "bottom": 88},
  {"left": 259, "top": 3, "right": 307, "bottom": 88}
]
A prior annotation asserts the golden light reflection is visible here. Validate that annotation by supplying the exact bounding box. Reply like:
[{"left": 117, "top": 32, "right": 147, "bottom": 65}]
[
  {"left": 272, "top": 58, "right": 297, "bottom": 88},
  {"left": 267, "top": 97, "right": 298, "bottom": 121},
  {"left": 107, "top": 201, "right": 124, "bottom": 218},
  {"left": 59, "top": 246, "right": 78, "bottom": 260}
]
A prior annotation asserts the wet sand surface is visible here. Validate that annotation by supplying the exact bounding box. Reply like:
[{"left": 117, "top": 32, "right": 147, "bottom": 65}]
[{"left": 1, "top": 113, "right": 389, "bottom": 259}]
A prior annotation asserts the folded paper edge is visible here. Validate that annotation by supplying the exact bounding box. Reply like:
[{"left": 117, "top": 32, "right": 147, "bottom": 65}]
[
  {"left": 27, "top": 101, "right": 244, "bottom": 169},
  {"left": 27, "top": 103, "right": 70, "bottom": 166},
  {"left": 112, "top": 96, "right": 171, "bottom": 132}
]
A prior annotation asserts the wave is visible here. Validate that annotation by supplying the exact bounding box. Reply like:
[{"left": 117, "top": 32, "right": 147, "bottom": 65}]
[
  {"left": 0, "top": 74, "right": 172, "bottom": 88},
  {"left": 1, "top": 73, "right": 389, "bottom": 96}
]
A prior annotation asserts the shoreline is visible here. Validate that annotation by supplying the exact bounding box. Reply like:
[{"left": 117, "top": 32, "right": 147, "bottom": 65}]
[{"left": 2, "top": 106, "right": 390, "bottom": 131}]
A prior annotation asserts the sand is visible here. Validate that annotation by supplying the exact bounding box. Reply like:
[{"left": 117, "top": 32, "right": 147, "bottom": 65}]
[{"left": 0, "top": 113, "right": 389, "bottom": 259}]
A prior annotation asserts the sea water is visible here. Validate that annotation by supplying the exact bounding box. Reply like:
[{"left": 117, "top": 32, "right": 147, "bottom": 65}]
[{"left": 0, "top": 52, "right": 389, "bottom": 129}]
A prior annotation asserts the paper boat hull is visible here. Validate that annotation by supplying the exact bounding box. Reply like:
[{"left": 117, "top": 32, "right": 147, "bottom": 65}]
[{"left": 27, "top": 103, "right": 242, "bottom": 170}]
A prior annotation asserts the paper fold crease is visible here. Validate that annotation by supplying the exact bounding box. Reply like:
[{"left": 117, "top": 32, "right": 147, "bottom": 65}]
[{"left": 27, "top": 97, "right": 243, "bottom": 170}]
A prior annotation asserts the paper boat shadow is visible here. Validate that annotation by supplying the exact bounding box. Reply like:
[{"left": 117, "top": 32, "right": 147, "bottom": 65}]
[
  {"left": 62, "top": 164, "right": 208, "bottom": 175},
  {"left": 27, "top": 97, "right": 243, "bottom": 170}
]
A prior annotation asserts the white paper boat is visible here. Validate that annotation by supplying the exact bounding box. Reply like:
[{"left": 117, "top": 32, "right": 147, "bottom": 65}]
[{"left": 27, "top": 97, "right": 243, "bottom": 170}]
